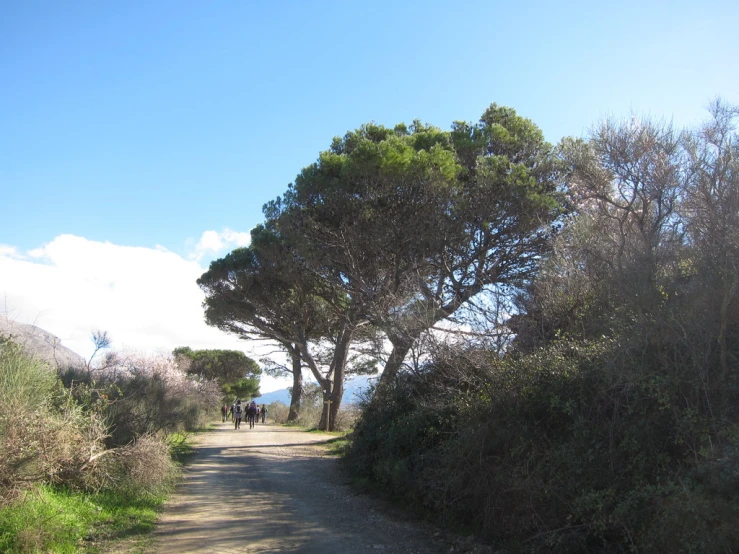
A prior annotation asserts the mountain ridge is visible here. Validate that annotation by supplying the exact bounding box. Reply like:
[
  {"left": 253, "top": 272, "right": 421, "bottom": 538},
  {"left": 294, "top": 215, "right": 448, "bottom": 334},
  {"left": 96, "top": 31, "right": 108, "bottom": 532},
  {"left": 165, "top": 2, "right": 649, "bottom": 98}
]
[
  {"left": 0, "top": 319, "right": 85, "bottom": 369},
  {"left": 255, "top": 375, "right": 374, "bottom": 406}
]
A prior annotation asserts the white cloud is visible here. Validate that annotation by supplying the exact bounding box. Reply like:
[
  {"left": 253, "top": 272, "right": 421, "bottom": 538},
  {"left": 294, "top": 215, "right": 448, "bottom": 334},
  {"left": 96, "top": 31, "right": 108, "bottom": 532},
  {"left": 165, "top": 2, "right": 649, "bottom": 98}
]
[
  {"left": 0, "top": 234, "right": 289, "bottom": 393},
  {"left": 0, "top": 244, "right": 22, "bottom": 259},
  {"left": 188, "top": 228, "right": 251, "bottom": 262}
]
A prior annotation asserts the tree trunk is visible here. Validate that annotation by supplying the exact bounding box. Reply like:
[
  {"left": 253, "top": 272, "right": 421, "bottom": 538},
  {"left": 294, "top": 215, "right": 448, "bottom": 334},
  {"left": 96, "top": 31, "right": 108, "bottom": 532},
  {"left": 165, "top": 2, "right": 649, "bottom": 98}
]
[
  {"left": 299, "top": 339, "right": 331, "bottom": 431},
  {"left": 375, "top": 283, "right": 483, "bottom": 396},
  {"left": 318, "top": 324, "right": 355, "bottom": 431},
  {"left": 287, "top": 346, "right": 302, "bottom": 421},
  {"left": 376, "top": 337, "right": 414, "bottom": 392},
  {"left": 329, "top": 373, "right": 344, "bottom": 431},
  {"left": 318, "top": 388, "right": 331, "bottom": 431}
]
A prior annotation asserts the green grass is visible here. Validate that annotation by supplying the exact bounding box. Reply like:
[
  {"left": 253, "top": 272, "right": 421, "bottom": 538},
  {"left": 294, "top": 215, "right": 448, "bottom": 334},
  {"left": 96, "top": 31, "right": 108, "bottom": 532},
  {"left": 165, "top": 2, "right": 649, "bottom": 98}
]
[
  {"left": 303, "top": 428, "right": 352, "bottom": 456},
  {"left": 166, "top": 431, "right": 198, "bottom": 465},
  {"left": 281, "top": 420, "right": 309, "bottom": 429},
  {"left": 324, "top": 437, "right": 351, "bottom": 456},
  {"left": 0, "top": 484, "right": 166, "bottom": 553},
  {"left": 306, "top": 427, "right": 350, "bottom": 436},
  {"left": 0, "top": 433, "right": 199, "bottom": 553}
]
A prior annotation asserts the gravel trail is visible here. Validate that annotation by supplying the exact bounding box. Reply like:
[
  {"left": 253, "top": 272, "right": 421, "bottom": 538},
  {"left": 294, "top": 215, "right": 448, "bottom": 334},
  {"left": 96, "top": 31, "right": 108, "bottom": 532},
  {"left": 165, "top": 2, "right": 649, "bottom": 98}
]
[{"left": 151, "top": 421, "right": 450, "bottom": 553}]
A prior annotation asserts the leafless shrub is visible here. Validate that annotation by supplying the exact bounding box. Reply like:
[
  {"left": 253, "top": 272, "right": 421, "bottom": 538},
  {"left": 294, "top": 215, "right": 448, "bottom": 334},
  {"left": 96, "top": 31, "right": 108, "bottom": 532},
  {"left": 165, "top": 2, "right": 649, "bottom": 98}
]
[
  {"left": 332, "top": 404, "right": 360, "bottom": 431},
  {"left": 0, "top": 339, "right": 110, "bottom": 501},
  {"left": 0, "top": 402, "right": 108, "bottom": 501},
  {"left": 266, "top": 401, "right": 290, "bottom": 423},
  {"left": 269, "top": 397, "right": 358, "bottom": 432},
  {"left": 85, "top": 434, "right": 177, "bottom": 495},
  {"left": 95, "top": 352, "right": 222, "bottom": 445}
]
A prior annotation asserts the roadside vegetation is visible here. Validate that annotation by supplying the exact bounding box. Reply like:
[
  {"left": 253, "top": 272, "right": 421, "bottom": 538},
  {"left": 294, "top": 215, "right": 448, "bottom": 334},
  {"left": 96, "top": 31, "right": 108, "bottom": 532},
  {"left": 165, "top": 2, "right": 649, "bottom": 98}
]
[
  {"left": 3, "top": 98, "right": 735, "bottom": 553},
  {"left": 267, "top": 383, "right": 360, "bottom": 431},
  {"left": 0, "top": 336, "right": 221, "bottom": 553},
  {"left": 199, "top": 99, "right": 737, "bottom": 551},
  {"left": 345, "top": 102, "right": 739, "bottom": 552}
]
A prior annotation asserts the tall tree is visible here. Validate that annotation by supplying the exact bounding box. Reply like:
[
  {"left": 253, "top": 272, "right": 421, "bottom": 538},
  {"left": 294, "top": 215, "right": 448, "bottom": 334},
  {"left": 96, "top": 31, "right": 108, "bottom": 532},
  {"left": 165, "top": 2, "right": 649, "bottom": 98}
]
[
  {"left": 264, "top": 120, "right": 459, "bottom": 416},
  {"left": 681, "top": 100, "right": 739, "bottom": 379},
  {"left": 204, "top": 105, "right": 565, "bottom": 425},
  {"left": 173, "top": 346, "right": 261, "bottom": 400},
  {"left": 268, "top": 105, "right": 566, "bottom": 394},
  {"left": 374, "top": 105, "right": 566, "bottom": 386},
  {"left": 197, "top": 225, "right": 335, "bottom": 421}
]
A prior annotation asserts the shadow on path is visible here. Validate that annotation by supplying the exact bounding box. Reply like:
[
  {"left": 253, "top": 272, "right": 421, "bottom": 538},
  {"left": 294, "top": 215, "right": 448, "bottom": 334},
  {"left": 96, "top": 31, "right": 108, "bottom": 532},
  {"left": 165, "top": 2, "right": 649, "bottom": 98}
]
[{"left": 152, "top": 423, "right": 444, "bottom": 553}]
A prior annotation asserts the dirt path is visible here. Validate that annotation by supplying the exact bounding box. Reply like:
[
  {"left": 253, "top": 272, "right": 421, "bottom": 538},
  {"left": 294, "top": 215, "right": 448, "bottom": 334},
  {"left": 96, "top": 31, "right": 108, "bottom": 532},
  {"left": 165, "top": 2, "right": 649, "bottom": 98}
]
[{"left": 151, "top": 421, "right": 451, "bottom": 553}]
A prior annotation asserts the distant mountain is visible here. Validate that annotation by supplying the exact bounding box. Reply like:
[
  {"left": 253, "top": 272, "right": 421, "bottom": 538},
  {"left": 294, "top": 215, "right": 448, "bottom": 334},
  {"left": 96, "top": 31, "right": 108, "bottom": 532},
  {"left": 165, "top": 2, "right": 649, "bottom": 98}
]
[
  {"left": 253, "top": 388, "right": 291, "bottom": 405},
  {"left": 254, "top": 375, "right": 376, "bottom": 406},
  {"left": 344, "top": 375, "right": 375, "bottom": 404},
  {"left": 0, "top": 319, "right": 85, "bottom": 369}
]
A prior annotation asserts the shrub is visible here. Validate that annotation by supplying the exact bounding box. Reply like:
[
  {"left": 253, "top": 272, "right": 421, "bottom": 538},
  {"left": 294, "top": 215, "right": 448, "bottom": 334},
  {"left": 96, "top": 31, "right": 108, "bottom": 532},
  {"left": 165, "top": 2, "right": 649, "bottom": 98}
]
[
  {"left": 347, "top": 338, "right": 739, "bottom": 552},
  {"left": 268, "top": 398, "right": 359, "bottom": 431},
  {"left": 332, "top": 404, "right": 360, "bottom": 432},
  {"left": 266, "top": 401, "right": 290, "bottom": 423},
  {"left": 0, "top": 338, "right": 107, "bottom": 501},
  {"left": 85, "top": 434, "right": 178, "bottom": 496},
  {"left": 93, "top": 353, "right": 222, "bottom": 446}
]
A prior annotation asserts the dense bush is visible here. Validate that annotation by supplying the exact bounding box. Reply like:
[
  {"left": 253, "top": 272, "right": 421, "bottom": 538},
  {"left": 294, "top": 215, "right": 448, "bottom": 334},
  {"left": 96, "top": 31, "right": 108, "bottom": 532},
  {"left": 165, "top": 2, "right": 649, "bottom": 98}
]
[
  {"left": 0, "top": 338, "right": 107, "bottom": 501},
  {"left": 347, "top": 339, "right": 739, "bottom": 552},
  {"left": 1, "top": 339, "right": 188, "bottom": 551},
  {"left": 62, "top": 352, "right": 222, "bottom": 447},
  {"left": 347, "top": 102, "right": 739, "bottom": 552},
  {"left": 87, "top": 434, "right": 178, "bottom": 496}
]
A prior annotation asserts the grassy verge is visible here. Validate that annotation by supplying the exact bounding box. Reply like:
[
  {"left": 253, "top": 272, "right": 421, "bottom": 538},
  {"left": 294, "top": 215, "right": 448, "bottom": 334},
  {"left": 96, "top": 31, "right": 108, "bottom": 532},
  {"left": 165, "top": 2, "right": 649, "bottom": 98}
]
[
  {"left": 304, "top": 428, "right": 352, "bottom": 456},
  {"left": 323, "top": 436, "right": 351, "bottom": 456},
  {"left": 0, "top": 431, "right": 203, "bottom": 554},
  {"left": 166, "top": 431, "right": 198, "bottom": 465},
  {"left": 0, "top": 484, "right": 167, "bottom": 554}
]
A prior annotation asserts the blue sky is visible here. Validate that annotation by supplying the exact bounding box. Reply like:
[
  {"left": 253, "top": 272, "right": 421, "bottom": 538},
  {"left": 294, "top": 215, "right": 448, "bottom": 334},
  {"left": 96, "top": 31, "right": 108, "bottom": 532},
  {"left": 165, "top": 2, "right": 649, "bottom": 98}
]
[{"left": 1, "top": 1, "right": 737, "bottom": 390}]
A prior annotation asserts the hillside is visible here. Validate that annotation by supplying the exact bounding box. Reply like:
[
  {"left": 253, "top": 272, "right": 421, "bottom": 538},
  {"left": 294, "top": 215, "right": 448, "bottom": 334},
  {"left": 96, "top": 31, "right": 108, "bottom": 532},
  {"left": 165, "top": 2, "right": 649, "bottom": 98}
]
[{"left": 0, "top": 319, "right": 85, "bottom": 369}]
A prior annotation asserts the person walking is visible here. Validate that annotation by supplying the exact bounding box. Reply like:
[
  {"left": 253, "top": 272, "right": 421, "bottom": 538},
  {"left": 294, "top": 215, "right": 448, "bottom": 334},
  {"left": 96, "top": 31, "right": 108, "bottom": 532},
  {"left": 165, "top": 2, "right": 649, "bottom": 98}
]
[
  {"left": 261, "top": 404, "right": 267, "bottom": 424},
  {"left": 233, "top": 399, "right": 243, "bottom": 430},
  {"left": 221, "top": 404, "right": 228, "bottom": 422},
  {"left": 247, "top": 401, "right": 257, "bottom": 429}
]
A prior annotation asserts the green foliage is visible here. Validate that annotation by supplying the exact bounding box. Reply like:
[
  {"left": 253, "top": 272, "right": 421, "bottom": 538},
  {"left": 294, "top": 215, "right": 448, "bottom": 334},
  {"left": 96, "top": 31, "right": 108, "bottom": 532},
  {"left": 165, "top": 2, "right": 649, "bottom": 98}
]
[
  {"left": 346, "top": 101, "right": 739, "bottom": 553},
  {"left": 324, "top": 436, "right": 352, "bottom": 457},
  {"left": 267, "top": 103, "right": 567, "bottom": 402},
  {"left": 173, "top": 346, "right": 260, "bottom": 385},
  {"left": 222, "top": 376, "right": 260, "bottom": 401},
  {"left": 0, "top": 335, "right": 58, "bottom": 406},
  {"left": 201, "top": 102, "right": 566, "bottom": 429},
  {"left": 347, "top": 340, "right": 739, "bottom": 552},
  {"left": 0, "top": 483, "right": 165, "bottom": 553}
]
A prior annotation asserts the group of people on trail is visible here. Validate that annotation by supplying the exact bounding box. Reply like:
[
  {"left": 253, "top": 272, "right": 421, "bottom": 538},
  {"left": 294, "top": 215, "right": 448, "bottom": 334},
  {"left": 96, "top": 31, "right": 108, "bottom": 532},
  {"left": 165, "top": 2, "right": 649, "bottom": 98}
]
[{"left": 221, "top": 401, "right": 267, "bottom": 429}]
